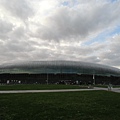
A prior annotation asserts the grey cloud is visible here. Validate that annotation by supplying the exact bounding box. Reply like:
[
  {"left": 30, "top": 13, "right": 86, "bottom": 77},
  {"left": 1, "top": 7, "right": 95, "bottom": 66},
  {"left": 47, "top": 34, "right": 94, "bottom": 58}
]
[
  {"left": 0, "top": 26, "right": 36, "bottom": 64},
  {"left": 34, "top": 1, "right": 120, "bottom": 41},
  {"left": 0, "top": 40, "right": 35, "bottom": 64},
  {"left": 99, "top": 52, "right": 120, "bottom": 67},
  {"left": 0, "top": 0, "right": 120, "bottom": 69},
  {"left": 82, "top": 56, "right": 101, "bottom": 63},
  {"left": 0, "top": 0, "right": 34, "bottom": 20},
  {"left": 12, "top": 27, "right": 26, "bottom": 39},
  {"left": 0, "top": 19, "right": 13, "bottom": 40},
  {"left": 0, "top": 19, "right": 13, "bottom": 34},
  {"left": 98, "top": 35, "right": 120, "bottom": 67},
  {"left": 60, "top": 46, "right": 94, "bottom": 56}
]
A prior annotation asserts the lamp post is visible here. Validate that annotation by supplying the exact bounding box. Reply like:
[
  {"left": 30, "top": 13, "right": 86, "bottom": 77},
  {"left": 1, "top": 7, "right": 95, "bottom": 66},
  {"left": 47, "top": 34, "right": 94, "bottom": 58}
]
[
  {"left": 93, "top": 74, "right": 95, "bottom": 85},
  {"left": 46, "top": 73, "right": 48, "bottom": 85}
]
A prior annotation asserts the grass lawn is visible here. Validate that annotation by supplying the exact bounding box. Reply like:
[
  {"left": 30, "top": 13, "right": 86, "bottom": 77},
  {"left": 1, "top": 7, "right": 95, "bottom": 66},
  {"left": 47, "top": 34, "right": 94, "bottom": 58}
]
[
  {"left": 94, "top": 85, "right": 120, "bottom": 88},
  {"left": 94, "top": 85, "right": 108, "bottom": 88},
  {"left": 0, "top": 91, "right": 120, "bottom": 120},
  {"left": 0, "top": 84, "right": 88, "bottom": 90}
]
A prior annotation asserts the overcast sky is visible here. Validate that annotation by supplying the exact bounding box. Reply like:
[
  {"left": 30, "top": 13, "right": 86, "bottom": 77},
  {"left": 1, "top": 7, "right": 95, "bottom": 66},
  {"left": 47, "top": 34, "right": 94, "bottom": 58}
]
[{"left": 0, "top": 0, "right": 120, "bottom": 68}]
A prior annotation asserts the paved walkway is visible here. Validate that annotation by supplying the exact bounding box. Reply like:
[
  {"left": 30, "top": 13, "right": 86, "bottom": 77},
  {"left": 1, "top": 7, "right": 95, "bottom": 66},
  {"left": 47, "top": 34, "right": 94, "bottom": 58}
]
[
  {"left": 0, "top": 89, "right": 97, "bottom": 94},
  {"left": 0, "top": 87, "right": 120, "bottom": 94},
  {"left": 0, "top": 87, "right": 119, "bottom": 94},
  {"left": 111, "top": 88, "right": 120, "bottom": 93}
]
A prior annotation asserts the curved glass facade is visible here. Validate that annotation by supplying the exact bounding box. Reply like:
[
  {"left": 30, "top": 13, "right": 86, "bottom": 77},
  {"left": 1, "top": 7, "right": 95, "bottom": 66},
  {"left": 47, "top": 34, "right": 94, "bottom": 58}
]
[{"left": 0, "top": 60, "right": 120, "bottom": 76}]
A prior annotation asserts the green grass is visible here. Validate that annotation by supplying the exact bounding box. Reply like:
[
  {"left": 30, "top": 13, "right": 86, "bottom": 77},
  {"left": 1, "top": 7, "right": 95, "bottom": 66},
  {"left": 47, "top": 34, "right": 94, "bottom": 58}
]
[
  {"left": 113, "top": 85, "right": 120, "bottom": 88},
  {"left": 94, "top": 85, "right": 108, "bottom": 88},
  {"left": 0, "top": 91, "right": 120, "bottom": 120},
  {"left": 0, "top": 84, "right": 88, "bottom": 90},
  {"left": 94, "top": 85, "right": 120, "bottom": 88}
]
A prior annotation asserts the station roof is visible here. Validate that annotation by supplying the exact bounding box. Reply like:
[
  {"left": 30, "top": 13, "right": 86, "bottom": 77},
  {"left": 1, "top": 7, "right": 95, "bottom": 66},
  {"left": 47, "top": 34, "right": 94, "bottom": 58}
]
[{"left": 0, "top": 60, "right": 120, "bottom": 76}]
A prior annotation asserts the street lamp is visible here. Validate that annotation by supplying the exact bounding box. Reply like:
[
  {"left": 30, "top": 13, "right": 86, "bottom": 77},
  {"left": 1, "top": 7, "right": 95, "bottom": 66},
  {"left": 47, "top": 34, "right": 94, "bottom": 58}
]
[
  {"left": 46, "top": 73, "right": 48, "bottom": 85},
  {"left": 93, "top": 74, "right": 95, "bottom": 85}
]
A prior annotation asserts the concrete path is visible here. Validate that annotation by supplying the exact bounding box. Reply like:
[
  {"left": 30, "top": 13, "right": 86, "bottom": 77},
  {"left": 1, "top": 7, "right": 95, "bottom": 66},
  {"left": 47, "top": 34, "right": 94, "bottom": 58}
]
[
  {"left": 0, "top": 87, "right": 120, "bottom": 94},
  {"left": 94, "top": 87, "right": 120, "bottom": 93},
  {"left": 111, "top": 88, "right": 120, "bottom": 93},
  {"left": 0, "top": 89, "right": 98, "bottom": 94}
]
